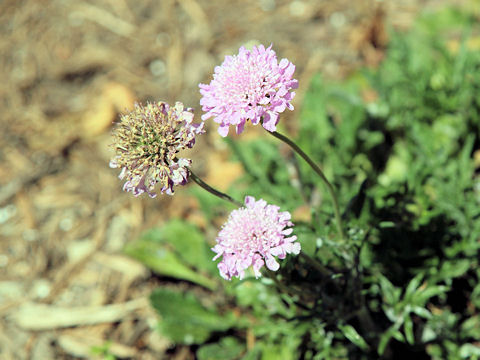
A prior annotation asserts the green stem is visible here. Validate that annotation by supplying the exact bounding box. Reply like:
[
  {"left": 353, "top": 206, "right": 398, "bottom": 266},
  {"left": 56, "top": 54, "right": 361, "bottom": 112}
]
[
  {"left": 264, "top": 270, "right": 303, "bottom": 298},
  {"left": 299, "top": 252, "right": 330, "bottom": 277},
  {"left": 267, "top": 129, "right": 346, "bottom": 242},
  {"left": 189, "top": 170, "right": 242, "bottom": 207}
]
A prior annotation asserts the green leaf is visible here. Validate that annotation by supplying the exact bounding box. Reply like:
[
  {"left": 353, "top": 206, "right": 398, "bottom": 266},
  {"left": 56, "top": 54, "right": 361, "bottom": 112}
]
[
  {"left": 124, "top": 238, "right": 217, "bottom": 290},
  {"left": 379, "top": 275, "right": 401, "bottom": 305},
  {"left": 155, "top": 219, "right": 217, "bottom": 274},
  {"left": 338, "top": 324, "right": 369, "bottom": 350},
  {"left": 378, "top": 329, "right": 393, "bottom": 356},
  {"left": 378, "top": 151, "right": 409, "bottom": 186},
  {"left": 136, "top": 220, "right": 217, "bottom": 274},
  {"left": 231, "top": 280, "right": 293, "bottom": 318},
  {"left": 197, "top": 337, "right": 245, "bottom": 360},
  {"left": 378, "top": 323, "right": 404, "bottom": 355},
  {"left": 391, "top": 329, "right": 405, "bottom": 342},
  {"left": 421, "top": 325, "right": 437, "bottom": 343},
  {"left": 434, "top": 260, "right": 471, "bottom": 281},
  {"left": 411, "top": 306, "right": 432, "bottom": 319},
  {"left": 260, "top": 343, "right": 296, "bottom": 360},
  {"left": 405, "top": 273, "right": 424, "bottom": 300},
  {"left": 459, "top": 344, "right": 480, "bottom": 358},
  {"left": 403, "top": 315, "right": 414, "bottom": 345},
  {"left": 150, "top": 288, "right": 234, "bottom": 344},
  {"left": 241, "top": 346, "right": 261, "bottom": 360},
  {"left": 461, "top": 315, "right": 480, "bottom": 339},
  {"left": 415, "top": 285, "right": 448, "bottom": 305}
]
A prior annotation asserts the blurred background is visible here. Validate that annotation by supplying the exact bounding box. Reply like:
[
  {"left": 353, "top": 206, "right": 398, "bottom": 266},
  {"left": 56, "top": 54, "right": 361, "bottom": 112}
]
[{"left": 0, "top": 0, "right": 473, "bottom": 359}]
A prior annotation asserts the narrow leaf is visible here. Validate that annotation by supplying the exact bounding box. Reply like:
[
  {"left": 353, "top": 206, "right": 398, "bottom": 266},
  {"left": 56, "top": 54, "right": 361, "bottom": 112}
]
[
  {"left": 403, "top": 315, "right": 414, "bottom": 345},
  {"left": 339, "top": 324, "right": 369, "bottom": 351}
]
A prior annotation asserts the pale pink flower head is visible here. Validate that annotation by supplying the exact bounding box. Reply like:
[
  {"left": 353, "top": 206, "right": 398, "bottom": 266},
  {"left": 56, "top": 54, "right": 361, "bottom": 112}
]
[
  {"left": 110, "top": 101, "right": 204, "bottom": 197},
  {"left": 212, "top": 196, "right": 301, "bottom": 280},
  {"left": 199, "top": 44, "right": 298, "bottom": 137}
]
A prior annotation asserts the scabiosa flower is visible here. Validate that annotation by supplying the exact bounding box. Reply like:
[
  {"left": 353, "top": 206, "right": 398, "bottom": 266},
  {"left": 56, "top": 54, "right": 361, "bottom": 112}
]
[
  {"left": 199, "top": 44, "right": 298, "bottom": 136},
  {"left": 110, "top": 101, "right": 204, "bottom": 197},
  {"left": 212, "top": 196, "right": 301, "bottom": 280}
]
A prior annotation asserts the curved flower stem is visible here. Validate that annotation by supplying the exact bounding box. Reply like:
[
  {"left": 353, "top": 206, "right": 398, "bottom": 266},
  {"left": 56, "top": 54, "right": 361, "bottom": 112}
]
[
  {"left": 189, "top": 169, "right": 242, "bottom": 207},
  {"left": 267, "top": 129, "right": 346, "bottom": 242}
]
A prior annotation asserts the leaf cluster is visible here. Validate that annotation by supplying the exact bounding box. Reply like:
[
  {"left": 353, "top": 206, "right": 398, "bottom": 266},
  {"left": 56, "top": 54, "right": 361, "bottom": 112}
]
[{"left": 127, "top": 7, "right": 480, "bottom": 359}]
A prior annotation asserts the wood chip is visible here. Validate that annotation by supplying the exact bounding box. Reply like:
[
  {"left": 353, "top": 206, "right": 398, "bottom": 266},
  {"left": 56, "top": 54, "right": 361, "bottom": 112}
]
[
  {"left": 93, "top": 252, "right": 149, "bottom": 282},
  {"left": 58, "top": 333, "right": 137, "bottom": 359},
  {"left": 12, "top": 298, "right": 148, "bottom": 330}
]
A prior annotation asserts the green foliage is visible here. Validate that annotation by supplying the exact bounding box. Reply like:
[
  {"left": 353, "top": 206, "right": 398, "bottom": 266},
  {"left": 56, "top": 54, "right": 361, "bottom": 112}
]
[
  {"left": 124, "top": 220, "right": 217, "bottom": 290},
  {"left": 150, "top": 288, "right": 236, "bottom": 345},
  {"left": 338, "top": 324, "right": 369, "bottom": 351},
  {"left": 225, "top": 135, "right": 304, "bottom": 208},
  {"left": 293, "top": 7, "right": 479, "bottom": 357},
  {"left": 197, "top": 337, "right": 245, "bottom": 360},
  {"left": 129, "top": 6, "right": 480, "bottom": 359}
]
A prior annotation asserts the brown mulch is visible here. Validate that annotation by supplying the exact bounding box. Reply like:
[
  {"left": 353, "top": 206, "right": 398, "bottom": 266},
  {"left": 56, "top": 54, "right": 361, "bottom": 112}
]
[{"left": 0, "top": 0, "right": 459, "bottom": 359}]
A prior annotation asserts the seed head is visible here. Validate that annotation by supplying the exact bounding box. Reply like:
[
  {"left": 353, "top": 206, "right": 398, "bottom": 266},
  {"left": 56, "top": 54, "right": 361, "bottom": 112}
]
[{"left": 110, "top": 101, "right": 204, "bottom": 197}]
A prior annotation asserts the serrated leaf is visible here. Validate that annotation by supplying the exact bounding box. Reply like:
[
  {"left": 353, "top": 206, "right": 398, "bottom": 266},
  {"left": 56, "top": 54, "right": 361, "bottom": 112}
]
[
  {"left": 150, "top": 288, "right": 234, "bottom": 344},
  {"left": 338, "top": 324, "right": 369, "bottom": 350}
]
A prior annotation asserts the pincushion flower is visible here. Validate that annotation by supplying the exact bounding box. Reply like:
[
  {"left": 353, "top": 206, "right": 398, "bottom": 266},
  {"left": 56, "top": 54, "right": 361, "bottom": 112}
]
[
  {"left": 199, "top": 44, "right": 298, "bottom": 136},
  {"left": 110, "top": 101, "right": 204, "bottom": 197},
  {"left": 212, "top": 196, "right": 301, "bottom": 280}
]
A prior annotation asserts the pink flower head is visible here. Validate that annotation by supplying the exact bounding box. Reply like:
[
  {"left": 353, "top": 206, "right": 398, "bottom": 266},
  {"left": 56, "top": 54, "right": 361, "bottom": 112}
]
[
  {"left": 110, "top": 101, "right": 204, "bottom": 197},
  {"left": 212, "top": 196, "right": 301, "bottom": 280},
  {"left": 199, "top": 44, "right": 298, "bottom": 136}
]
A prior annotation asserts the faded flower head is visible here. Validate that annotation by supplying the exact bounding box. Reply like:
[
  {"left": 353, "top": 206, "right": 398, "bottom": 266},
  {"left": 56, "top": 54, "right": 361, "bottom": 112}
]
[
  {"left": 199, "top": 44, "right": 298, "bottom": 137},
  {"left": 212, "top": 196, "right": 301, "bottom": 280},
  {"left": 110, "top": 101, "right": 204, "bottom": 197}
]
